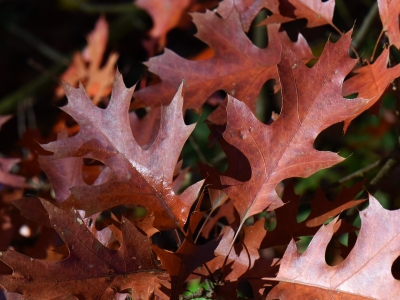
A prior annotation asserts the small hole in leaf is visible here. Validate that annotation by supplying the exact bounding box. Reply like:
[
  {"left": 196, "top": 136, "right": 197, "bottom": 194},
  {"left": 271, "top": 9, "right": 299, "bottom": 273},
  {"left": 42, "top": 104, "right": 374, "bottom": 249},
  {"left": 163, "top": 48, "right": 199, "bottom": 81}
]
[
  {"left": 343, "top": 92, "right": 358, "bottom": 99},
  {"left": 247, "top": 9, "right": 270, "bottom": 49},
  {"left": 82, "top": 159, "right": 106, "bottom": 185},
  {"left": 256, "top": 79, "right": 280, "bottom": 124},
  {"left": 325, "top": 238, "right": 344, "bottom": 266}
]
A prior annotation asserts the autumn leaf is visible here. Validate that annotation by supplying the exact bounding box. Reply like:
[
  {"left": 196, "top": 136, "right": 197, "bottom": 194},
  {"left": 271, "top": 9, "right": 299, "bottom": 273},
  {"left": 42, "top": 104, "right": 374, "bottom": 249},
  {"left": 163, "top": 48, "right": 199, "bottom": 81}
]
[
  {"left": 219, "top": 31, "right": 368, "bottom": 222},
  {"left": 378, "top": 0, "right": 400, "bottom": 48},
  {"left": 56, "top": 16, "right": 118, "bottom": 105},
  {"left": 0, "top": 199, "right": 167, "bottom": 299},
  {"left": 133, "top": 8, "right": 313, "bottom": 112},
  {"left": 268, "top": 195, "right": 400, "bottom": 299},
  {"left": 136, "top": 0, "right": 192, "bottom": 48},
  {"left": 260, "top": 0, "right": 335, "bottom": 28},
  {"left": 42, "top": 71, "right": 204, "bottom": 230},
  {"left": 342, "top": 48, "right": 400, "bottom": 130},
  {"left": 217, "top": 0, "right": 278, "bottom": 31}
]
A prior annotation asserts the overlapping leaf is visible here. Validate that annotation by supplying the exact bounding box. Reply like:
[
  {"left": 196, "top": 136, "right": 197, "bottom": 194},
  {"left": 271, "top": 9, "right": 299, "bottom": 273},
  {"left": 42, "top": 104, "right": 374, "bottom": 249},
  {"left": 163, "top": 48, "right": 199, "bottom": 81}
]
[
  {"left": 378, "top": 0, "right": 400, "bottom": 48},
  {"left": 342, "top": 48, "right": 400, "bottom": 130},
  {"left": 42, "top": 71, "right": 203, "bottom": 230},
  {"left": 0, "top": 199, "right": 167, "bottom": 299},
  {"left": 56, "top": 16, "right": 118, "bottom": 105},
  {"left": 134, "top": 8, "right": 313, "bottom": 112},
  {"left": 219, "top": 31, "right": 368, "bottom": 221},
  {"left": 268, "top": 195, "right": 400, "bottom": 299}
]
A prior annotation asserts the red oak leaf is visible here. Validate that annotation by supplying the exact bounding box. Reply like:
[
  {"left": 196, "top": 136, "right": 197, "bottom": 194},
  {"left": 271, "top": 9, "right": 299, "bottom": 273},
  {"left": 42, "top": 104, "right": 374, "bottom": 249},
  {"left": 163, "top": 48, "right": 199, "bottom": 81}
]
[
  {"left": 134, "top": 8, "right": 313, "bottom": 112},
  {"left": 378, "top": 0, "right": 400, "bottom": 48},
  {"left": 136, "top": 0, "right": 192, "bottom": 48},
  {"left": 56, "top": 16, "right": 118, "bottom": 105},
  {"left": 220, "top": 31, "right": 368, "bottom": 222},
  {"left": 260, "top": 0, "right": 335, "bottom": 28},
  {"left": 42, "top": 71, "right": 204, "bottom": 230},
  {"left": 0, "top": 199, "right": 167, "bottom": 299},
  {"left": 268, "top": 195, "right": 400, "bottom": 299},
  {"left": 342, "top": 48, "right": 400, "bottom": 130}
]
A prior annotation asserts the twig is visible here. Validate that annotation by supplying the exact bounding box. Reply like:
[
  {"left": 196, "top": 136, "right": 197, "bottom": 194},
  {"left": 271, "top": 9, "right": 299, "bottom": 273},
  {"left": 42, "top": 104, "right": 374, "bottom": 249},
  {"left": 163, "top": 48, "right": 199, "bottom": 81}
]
[
  {"left": 324, "top": 159, "right": 381, "bottom": 191},
  {"left": 174, "top": 229, "right": 183, "bottom": 248},
  {"left": 330, "top": 23, "right": 361, "bottom": 60},
  {"left": 351, "top": 2, "right": 379, "bottom": 51},
  {"left": 371, "top": 30, "right": 385, "bottom": 62}
]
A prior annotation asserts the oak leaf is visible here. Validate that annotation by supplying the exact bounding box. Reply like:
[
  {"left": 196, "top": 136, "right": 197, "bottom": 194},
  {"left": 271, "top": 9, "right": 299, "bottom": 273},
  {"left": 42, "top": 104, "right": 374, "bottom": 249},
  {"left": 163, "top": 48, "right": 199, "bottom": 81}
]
[
  {"left": 56, "top": 16, "right": 118, "bottom": 105},
  {"left": 260, "top": 0, "right": 335, "bottom": 28},
  {"left": 220, "top": 31, "right": 368, "bottom": 222},
  {"left": 217, "top": 0, "right": 281, "bottom": 31},
  {"left": 0, "top": 199, "right": 167, "bottom": 299},
  {"left": 42, "top": 71, "right": 203, "bottom": 230},
  {"left": 136, "top": 0, "right": 191, "bottom": 48},
  {"left": 133, "top": 8, "right": 313, "bottom": 112},
  {"left": 268, "top": 195, "right": 400, "bottom": 299},
  {"left": 342, "top": 48, "right": 400, "bottom": 130},
  {"left": 378, "top": 0, "right": 400, "bottom": 48}
]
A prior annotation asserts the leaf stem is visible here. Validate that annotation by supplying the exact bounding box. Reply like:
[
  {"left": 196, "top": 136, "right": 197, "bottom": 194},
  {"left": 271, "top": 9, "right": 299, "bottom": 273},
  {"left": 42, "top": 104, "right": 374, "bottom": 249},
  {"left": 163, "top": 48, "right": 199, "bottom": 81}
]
[{"left": 371, "top": 30, "right": 385, "bottom": 62}]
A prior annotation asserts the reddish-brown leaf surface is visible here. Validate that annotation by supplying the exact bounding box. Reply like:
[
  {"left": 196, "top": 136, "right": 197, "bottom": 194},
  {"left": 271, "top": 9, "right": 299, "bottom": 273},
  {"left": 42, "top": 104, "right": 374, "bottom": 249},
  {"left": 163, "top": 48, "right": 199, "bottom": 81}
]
[
  {"left": 260, "top": 0, "right": 335, "bottom": 28},
  {"left": 42, "top": 71, "right": 204, "bottom": 230},
  {"left": 0, "top": 199, "right": 167, "bottom": 299},
  {"left": 133, "top": 8, "right": 313, "bottom": 112},
  {"left": 136, "top": 0, "right": 192, "bottom": 48},
  {"left": 219, "top": 31, "right": 368, "bottom": 222},
  {"left": 378, "top": 0, "right": 400, "bottom": 48},
  {"left": 342, "top": 48, "right": 400, "bottom": 130},
  {"left": 56, "top": 16, "right": 118, "bottom": 105},
  {"left": 217, "top": 0, "right": 278, "bottom": 31},
  {"left": 268, "top": 195, "right": 400, "bottom": 299},
  {"left": 287, "top": 0, "right": 335, "bottom": 28}
]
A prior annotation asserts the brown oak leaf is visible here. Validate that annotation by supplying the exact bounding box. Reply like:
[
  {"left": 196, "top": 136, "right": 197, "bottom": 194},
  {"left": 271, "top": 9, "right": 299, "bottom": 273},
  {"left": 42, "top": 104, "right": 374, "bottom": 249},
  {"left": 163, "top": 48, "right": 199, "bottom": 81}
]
[
  {"left": 136, "top": 0, "right": 192, "bottom": 48},
  {"left": 378, "top": 0, "right": 400, "bottom": 48},
  {"left": 219, "top": 31, "right": 368, "bottom": 222},
  {"left": 342, "top": 48, "right": 400, "bottom": 130},
  {"left": 56, "top": 16, "right": 118, "bottom": 105},
  {"left": 260, "top": 0, "right": 335, "bottom": 28},
  {"left": 133, "top": 8, "right": 313, "bottom": 112},
  {"left": 42, "top": 71, "right": 204, "bottom": 230},
  {"left": 0, "top": 199, "right": 167, "bottom": 299},
  {"left": 268, "top": 195, "right": 400, "bottom": 299}
]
